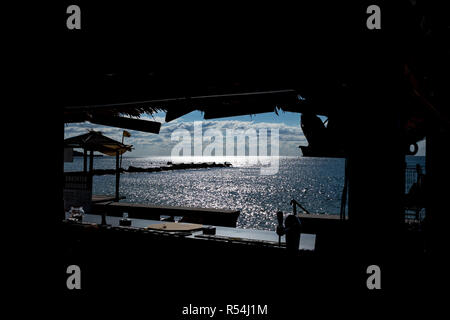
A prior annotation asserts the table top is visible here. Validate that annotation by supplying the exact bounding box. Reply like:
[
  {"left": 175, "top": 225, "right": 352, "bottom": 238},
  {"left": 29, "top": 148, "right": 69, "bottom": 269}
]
[{"left": 66, "top": 213, "right": 316, "bottom": 251}]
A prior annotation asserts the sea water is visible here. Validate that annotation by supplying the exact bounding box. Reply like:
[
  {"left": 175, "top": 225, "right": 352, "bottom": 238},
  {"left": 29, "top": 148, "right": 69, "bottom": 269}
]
[{"left": 64, "top": 156, "right": 425, "bottom": 230}]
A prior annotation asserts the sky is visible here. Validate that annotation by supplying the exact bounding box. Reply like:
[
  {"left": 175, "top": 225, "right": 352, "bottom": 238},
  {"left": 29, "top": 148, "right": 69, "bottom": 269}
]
[{"left": 64, "top": 111, "right": 426, "bottom": 157}]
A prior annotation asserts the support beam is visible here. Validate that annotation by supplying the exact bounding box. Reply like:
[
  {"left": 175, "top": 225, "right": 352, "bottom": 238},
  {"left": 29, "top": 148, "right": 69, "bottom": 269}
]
[
  {"left": 89, "top": 150, "right": 94, "bottom": 173},
  {"left": 202, "top": 91, "right": 298, "bottom": 119},
  {"left": 83, "top": 149, "right": 88, "bottom": 173},
  {"left": 115, "top": 151, "right": 120, "bottom": 201},
  {"left": 165, "top": 107, "right": 195, "bottom": 122},
  {"left": 345, "top": 65, "right": 406, "bottom": 255},
  {"left": 89, "top": 149, "right": 94, "bottom": 191},
  {"left": 90, "top": 115, "right": 161, "bottom": 134}
]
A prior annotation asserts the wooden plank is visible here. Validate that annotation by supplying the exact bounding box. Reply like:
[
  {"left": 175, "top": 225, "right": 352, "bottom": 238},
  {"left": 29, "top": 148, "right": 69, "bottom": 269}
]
[
  {"left": 165, "top": 107, "right": 195, "bottom": 122},
  {"left": 92, "top": 195, "right": 125, "bottom": 203},
  {"left": 92, "top": 202, "right": 240, "bottom": 227},
  {"left": 90, "top": 115, "right": 161, "bottom": 134}
]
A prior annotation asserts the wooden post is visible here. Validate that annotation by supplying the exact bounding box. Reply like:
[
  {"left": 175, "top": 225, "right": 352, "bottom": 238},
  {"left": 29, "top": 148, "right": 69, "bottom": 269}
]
[
  {"left": 345, "top": 61, "right": 405, "bottom": 255},
  {"left": 83, "top": 148, "right": 88, "bottom": 173},
  {"left": 89, "top": 149, "right": 94, "bottom": 192},
  {"left": 115, "top": 151, "right": 120, "bottom": 201},
  {"left": 120, "top": 132, "right": 124, "bottom": 169},
  {"left": 89, "top": 150, "right": 94, "bottom": 173}
]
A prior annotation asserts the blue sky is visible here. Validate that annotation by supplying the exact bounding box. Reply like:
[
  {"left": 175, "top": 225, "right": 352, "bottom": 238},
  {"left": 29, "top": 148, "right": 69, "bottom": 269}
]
[{"left": 64, "top": 110, "right": 426, "bottom": 157}]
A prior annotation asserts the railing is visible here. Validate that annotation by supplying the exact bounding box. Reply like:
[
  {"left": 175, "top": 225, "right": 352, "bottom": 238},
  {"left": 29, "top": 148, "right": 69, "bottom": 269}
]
[
  {"left": 63, "top": 172, "right": 92, "bottom": 213},
  {"left": 290, "top": 199, "right": 311, "bottom": 215},
  {"left": 404, "top": 165, "right": 425, "bottom": 222},
  {"left": 405, "top": 166, "right": 419, "bottom": 194}
]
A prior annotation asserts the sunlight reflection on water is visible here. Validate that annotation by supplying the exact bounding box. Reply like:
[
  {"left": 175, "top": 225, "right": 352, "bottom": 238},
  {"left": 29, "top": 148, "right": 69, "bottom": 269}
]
[{"left": 64, "top": 156, "right": 424, "bottom": 230}]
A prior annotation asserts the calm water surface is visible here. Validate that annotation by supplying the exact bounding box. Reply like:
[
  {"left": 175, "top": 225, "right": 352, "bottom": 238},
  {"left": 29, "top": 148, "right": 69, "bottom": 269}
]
[{"left": 65, "top": 156, "right": 424, "bottom": 230}]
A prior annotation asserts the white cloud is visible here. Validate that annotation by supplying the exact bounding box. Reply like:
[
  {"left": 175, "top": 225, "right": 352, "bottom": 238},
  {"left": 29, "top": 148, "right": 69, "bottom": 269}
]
[{"left": 64, "top": 119, "right": 306, "bottom": 157}]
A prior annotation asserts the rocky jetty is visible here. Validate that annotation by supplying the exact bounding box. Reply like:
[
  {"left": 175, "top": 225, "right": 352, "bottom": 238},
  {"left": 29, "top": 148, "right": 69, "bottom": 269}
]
[{"left": 126, "top": 162, "right": 232, "bottom": 173}]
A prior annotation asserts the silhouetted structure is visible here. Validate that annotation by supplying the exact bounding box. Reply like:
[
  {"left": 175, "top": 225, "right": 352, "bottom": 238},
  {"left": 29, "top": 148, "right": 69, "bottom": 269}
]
[
  {"left": 60, "top": 1, "right": 449, "bottom": 301},
  {"left": 64, "top": 130, "right": 133, "bottom": 204}
]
